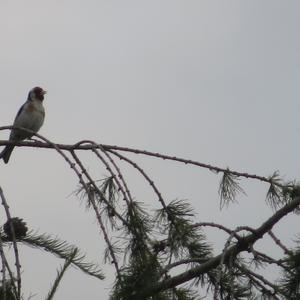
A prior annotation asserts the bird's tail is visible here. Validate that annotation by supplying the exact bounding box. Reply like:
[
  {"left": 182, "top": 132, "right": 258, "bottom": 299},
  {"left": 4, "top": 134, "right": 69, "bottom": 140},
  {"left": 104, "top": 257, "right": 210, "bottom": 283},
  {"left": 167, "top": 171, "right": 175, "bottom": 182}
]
[{"left": 0, "top": 145, "right": 15, "bottom": 164}]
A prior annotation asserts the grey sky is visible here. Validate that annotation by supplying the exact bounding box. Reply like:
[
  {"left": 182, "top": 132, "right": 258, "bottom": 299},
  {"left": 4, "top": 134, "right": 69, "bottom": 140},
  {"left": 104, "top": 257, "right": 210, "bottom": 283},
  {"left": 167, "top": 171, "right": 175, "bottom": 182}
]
[{"left": 0, "top": 1, "right": 300, "bottom": 299}]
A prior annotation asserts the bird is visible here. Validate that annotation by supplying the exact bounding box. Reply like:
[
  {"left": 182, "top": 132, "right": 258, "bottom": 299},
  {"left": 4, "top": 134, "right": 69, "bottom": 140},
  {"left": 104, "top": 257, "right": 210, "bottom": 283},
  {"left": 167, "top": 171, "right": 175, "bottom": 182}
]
[{"left": 0, "top": 86, "right": 47, "bottom": 164}]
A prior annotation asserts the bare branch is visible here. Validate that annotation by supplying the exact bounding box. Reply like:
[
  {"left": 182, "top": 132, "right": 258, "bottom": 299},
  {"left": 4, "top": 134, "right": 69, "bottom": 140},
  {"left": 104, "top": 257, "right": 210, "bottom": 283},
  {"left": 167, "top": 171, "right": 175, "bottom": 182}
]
[
  {"left": 193, "top": 222, "right": 242, "bottom": 241},
  {"left": 236, "top": 263, "right": 284, "bottom": 297},
  {"left": 0, "top": 233, "right": 7, "bottom": 300},
  {"left": 251, "top": 249, "right": 290, "bottom": 271},
  {"left": 268, "top": 230, "right": 292, "bottom": 256},
  {"left": 0, "top": 126, "right": 284, "bottom": 187},
  {"left": 108, "top": 149, "right": 170, "bottom": 219},
  {"left": 0, "top": 187, "right": 21, "bottom": 300}
]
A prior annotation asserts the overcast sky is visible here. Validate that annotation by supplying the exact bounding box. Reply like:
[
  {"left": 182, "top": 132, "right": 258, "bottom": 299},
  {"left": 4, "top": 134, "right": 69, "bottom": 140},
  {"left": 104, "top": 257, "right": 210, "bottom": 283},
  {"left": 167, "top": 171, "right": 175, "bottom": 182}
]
[{"left": 0, "top": 1, "right": 300, "bottom": 299}]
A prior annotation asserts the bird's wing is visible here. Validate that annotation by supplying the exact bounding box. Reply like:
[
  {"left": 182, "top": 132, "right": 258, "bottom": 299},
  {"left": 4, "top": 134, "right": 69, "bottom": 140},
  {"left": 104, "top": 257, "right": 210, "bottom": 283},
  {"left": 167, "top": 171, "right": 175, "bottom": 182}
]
[{"left": 14, "top": 103, "right": 26, "bottom": 123}]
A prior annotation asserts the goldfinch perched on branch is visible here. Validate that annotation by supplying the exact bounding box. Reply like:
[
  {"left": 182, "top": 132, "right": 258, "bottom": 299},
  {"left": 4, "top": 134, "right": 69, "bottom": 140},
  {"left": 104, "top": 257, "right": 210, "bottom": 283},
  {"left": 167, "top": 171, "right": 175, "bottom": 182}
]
[{"left": 0, "top": 87, "right": 47, "bottom": 164}]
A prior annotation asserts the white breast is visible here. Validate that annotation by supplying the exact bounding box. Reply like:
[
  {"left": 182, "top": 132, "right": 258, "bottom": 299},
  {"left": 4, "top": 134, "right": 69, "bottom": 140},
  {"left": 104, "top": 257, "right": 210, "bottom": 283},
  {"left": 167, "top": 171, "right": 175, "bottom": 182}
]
[{"left": 11, "top": 100, "right": 45, "bottom": 140}]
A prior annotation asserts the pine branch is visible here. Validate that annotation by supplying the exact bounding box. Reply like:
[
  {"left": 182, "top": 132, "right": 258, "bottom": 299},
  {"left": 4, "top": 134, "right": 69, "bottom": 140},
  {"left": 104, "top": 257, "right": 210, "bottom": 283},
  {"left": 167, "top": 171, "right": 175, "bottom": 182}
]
[
  {"left": 251, "top": 249, "right": 290, "bottom": 271},
  {"left": 75, "top": 177, "right": 119, "bottom": 229},
  {"left": 268, "top": 230, "right": 292, "bottom": 256},
  {"left": 246, "top": 274, "right": 281, "bottom": 300},
  {"left": 137, "top": 195, "right": 300, "bottom": 298},
  {"left": 0, "top": 187, "right": 22, "bottom": 300},
  {"left": 45, "top": 248, "right": 77, "bottom": 300},
  {"left": 235, "top": 263, "right": 285, "bottom": 298},
  {"left": 0, "top": 126, "right": 285, "bottom": 187},
  {"left": 70, "top": 150, "right": 127, "bottom": 226},
  {"left": 77, "top": 141, "right": 133, "bottom": 207},
  {"left": 219, "top": 170, "right": 245, "bottom": 208},
  {"left": 0, "top": 230, "right": 18, "bottom": 299},
  {"left": 266, "top": 171, "right": 283, "bottom": 209},
  {"left": 278, "top": 237, "right": 300, "bottom": 299},
  {"left": 21, "top": 231, "right": 104, "bottom": 280},
  {"left": 1, "top": 126, "right": 299, "bottom": 299},
  {"left": 108, "top": 150, "right": 170, "bottom": 221},
  {"left": 0, "top": 233, "right": 7, "bottom": 300},
  {"left": 96, "top": 147, "right": 134, "bottom": 205},
  {"left": 194, "top": 222, "right": 243, "bottom": 241}
]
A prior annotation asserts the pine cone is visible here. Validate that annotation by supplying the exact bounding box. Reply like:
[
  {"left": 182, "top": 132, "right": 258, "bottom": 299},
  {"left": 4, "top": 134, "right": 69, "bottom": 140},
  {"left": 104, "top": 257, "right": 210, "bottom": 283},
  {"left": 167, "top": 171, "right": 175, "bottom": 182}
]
[{"left": 3, "top": 217, "right": 28, "bottom": 240}]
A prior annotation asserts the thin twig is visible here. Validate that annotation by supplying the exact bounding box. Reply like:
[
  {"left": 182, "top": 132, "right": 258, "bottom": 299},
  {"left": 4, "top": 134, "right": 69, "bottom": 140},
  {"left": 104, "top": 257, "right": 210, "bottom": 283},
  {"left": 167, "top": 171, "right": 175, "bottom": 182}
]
[
  {"left": 3, "top": 258, "right": 18, "bottom": 297},
  {"left": 76, "top": 141, "right": 132, "bottom": 206},
  {"left": 236, "top": 263, "right": 283, "bottom": 298},
  {"left": 0, "top": 233, "right": 7, "bottom": 300},
  {"left": 70, "top": 150, "right": 127, "bottom": 226},
  {"left": 0, "top": 128, "right": 124, "bottom": 280},
  {"left": 98, "top": 148, "right": 134, "bottom": 204},
  {"left": 0, "top": 187, "right": 21, "bottom": 300},
  {"left": 246, "top": 273, "right": 281, "bottom": 300},
  {"left": 108, "top": 149, "right": 170, "bottom": 216},
  {"left": 251, "top": 249, "right": 290, "bottom": 271},
  {"left": 268, "top": 230, "right": 292, "bottom": 255},
  {"left": 5, "top": 127, "right": 127, "bottom": 227},
  {"left": 163, "top": 258, "right": 204, "bottom": 273},
  {"left": 193, "top": 222, "right": 242, "bottom": 241},
  {"left": 70, "top": 151, "right": 122, "bottom": 279}
]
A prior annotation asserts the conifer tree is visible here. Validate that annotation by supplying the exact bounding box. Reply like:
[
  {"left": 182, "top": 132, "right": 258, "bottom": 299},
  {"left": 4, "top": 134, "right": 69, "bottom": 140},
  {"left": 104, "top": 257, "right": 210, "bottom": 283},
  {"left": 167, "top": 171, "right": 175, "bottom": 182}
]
[{"left": 0, "top": 127, "right": 299, "bottom": 299}]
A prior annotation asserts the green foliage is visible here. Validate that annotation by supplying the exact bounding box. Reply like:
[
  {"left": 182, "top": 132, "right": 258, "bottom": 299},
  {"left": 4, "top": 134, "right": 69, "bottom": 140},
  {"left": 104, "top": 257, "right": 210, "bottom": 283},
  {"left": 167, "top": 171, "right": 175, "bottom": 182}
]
[
  {"left": 155, "top": 200, "right": 212, "bottom": 260},
  {"left": 111, "top": 253, "right": 161, "bottom": 300},
  {"left": 266, "top": 171, "right": 283, "bottom": 209},
  {"left": 108, "top": 199, "right": 213, "bottom": 299},
  {"left": 2, "top": 135, "right": 300, "bottom": 299},
  {"left": 171, "top": 288, "right": 201, "bottom": 300},
  {"left": 0, "top": 280, "right": 17, "bottom": 300},
  {"left": 124, "top": 201, "right": 153, "bottom": 261},
  {"left": 77, "top": 176, "right": 117, "bottom": 208},
  {"left": 21, "top": 231, "right": 104, "bottom": 280},
  {"left": 111, "top": 257, "right": 201, "bottom": 300},
  {"left": 103, "top": 241, "right": 123, "bottom": 264},
  {"left": 208, "top": 266, "right": 252, "bottom": 299},
  {"left": 219, "top": 170, "right": 245, "bottom": 209},
  {"left": 76, "top": 176, "right": 121, "bottom": 230},
  {"left": 0, "top": 225, "right": 104, "bottom": 299},
  {"left": 64, "top": 149, "right": 300, "bottom": 298},
  {"left": 279, "top": 239, "right": 300, "bottom": 299},
  {"left": 266, "top": 171, "right": 300, "bottom": 212}
]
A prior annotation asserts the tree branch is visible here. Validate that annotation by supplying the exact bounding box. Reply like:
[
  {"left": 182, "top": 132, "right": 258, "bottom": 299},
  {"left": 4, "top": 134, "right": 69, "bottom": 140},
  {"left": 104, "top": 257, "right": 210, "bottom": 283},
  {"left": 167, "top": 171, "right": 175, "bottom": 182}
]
[
  {"left": 0, "top": 187, "right": 21, "bottom": 300},
  {"left": 0, "top": 126, "right": 281, "bottom": 187},
  {"left": 138, "top": 196, "right": 300, "bottom": 297}
]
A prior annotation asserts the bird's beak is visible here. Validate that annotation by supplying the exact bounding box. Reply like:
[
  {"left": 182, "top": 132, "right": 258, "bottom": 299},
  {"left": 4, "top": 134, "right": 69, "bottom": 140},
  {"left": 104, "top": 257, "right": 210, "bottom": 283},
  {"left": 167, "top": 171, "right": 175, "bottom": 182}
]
[{"left": 42, "top": 90, "right": 47, "bottom": 95}]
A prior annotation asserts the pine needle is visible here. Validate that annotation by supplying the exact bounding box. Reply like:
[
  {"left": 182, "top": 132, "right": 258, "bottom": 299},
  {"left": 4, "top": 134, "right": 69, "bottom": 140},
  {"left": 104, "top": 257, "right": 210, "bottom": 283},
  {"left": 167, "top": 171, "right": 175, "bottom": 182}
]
[
  {"left": 219, "top": 170, "right": 245, "bottom": 209},
  {"left": 21, "top": 231, "right": 104, "bottom": 280}
]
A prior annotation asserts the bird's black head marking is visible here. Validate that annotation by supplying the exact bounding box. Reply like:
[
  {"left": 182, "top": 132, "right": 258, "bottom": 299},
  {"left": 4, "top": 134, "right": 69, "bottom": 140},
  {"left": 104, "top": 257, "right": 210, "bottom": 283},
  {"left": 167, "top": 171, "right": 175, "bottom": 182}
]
[{"left": 29, "top": 86, "right": 47, "bottom": 101}]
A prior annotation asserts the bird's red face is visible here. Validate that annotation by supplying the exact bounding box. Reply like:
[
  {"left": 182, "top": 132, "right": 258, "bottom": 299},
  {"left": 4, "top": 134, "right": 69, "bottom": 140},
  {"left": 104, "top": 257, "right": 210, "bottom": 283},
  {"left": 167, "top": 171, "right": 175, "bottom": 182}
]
[{"left": 32, "top": 87, "right": 47, "bottom": 101}]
